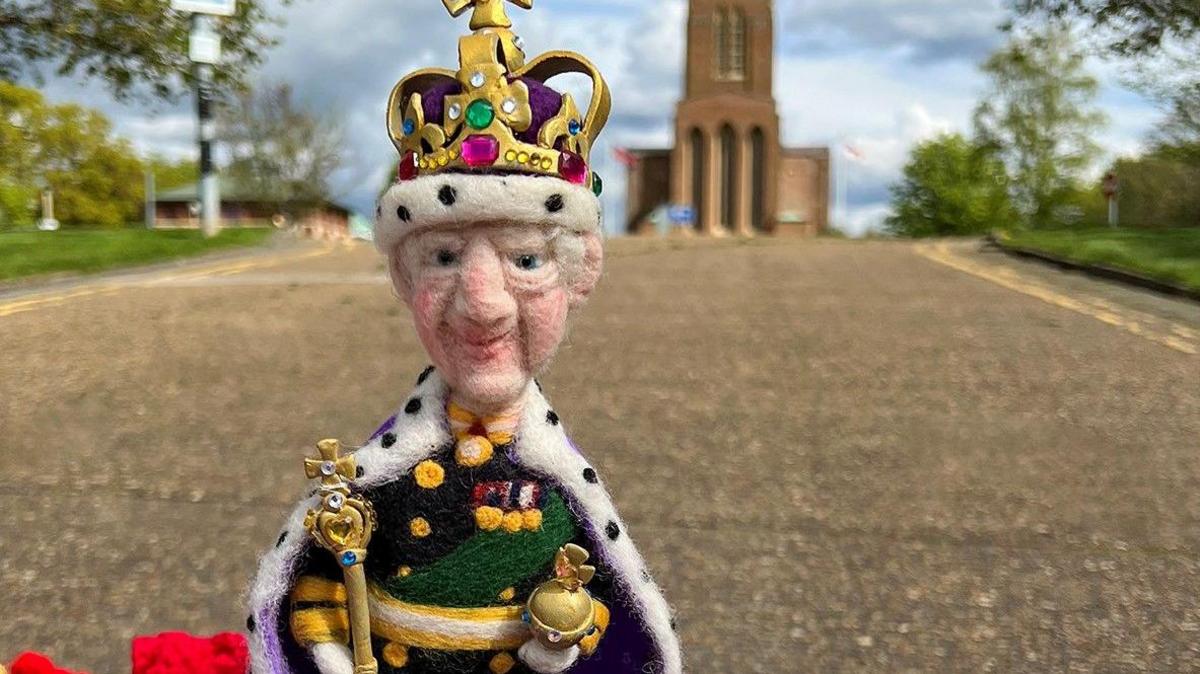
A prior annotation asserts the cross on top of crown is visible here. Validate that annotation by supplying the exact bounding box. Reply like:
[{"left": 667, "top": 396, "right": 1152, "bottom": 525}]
[{"left": 442, "top": 0, "right": 533, "bottom": 30}]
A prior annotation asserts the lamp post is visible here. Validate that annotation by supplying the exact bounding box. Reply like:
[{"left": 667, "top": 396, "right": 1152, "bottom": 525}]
[{"left": 172, "top": 0, "right": 236, "bottom": 238}]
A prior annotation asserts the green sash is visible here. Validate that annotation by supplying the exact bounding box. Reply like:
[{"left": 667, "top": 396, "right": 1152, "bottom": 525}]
[{"left": 380, "top": 491, "right": 576, "bottom": 608}]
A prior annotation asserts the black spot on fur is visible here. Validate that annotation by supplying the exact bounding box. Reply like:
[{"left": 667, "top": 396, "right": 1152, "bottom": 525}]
[
  {"left": 642, "top": 568, "right": 652, "bottom": 582},
  {"left": 583, "top": 467, "right": 598, "bottom": 484},
  {"left": 535, "top": 379, "right": 543, "bottom": 392},
  {"left": 276, "top": 532, "right": 287, "bottom": 548},
  {"left": 606, "top": 521, "right": 620, "bottom": 540},
  {"left": 438, "top": 185, "right": 457, "bottom": 206},
  {"left": 396, "top": 205, "right": 411, "bottom": 222},
  {"left": 246, "top": 615, "right": 256, "bottom": 632},
  {"left": 546, "top": 410, "right": 559, "bottom": 425},
  {"left": 545, "top": 194, "right": 564, "bottom": 213},
  {"left": 356, "top": 466, "right": 365, "bottom": 479},
  {"left": 417, "top": 366, "right": 435, "bottom": 385},
  {"left": 382, "top": 432, "right": 397, "bottom": 448},
  {"left": 405, "top": 398, "right": 422, "bottom": 414}
]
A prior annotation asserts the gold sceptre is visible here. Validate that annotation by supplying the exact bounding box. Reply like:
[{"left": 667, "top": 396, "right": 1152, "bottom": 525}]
[{"left": 304, "top": 439, "right": 378, "bottom": 674}]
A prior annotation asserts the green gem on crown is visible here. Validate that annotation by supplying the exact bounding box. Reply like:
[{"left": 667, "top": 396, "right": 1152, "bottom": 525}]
[{"left": 465, "top": 99, "right": 496, "bottom": 130}]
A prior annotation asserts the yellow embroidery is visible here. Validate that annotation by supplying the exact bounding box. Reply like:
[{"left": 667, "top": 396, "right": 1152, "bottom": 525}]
[
  {"left": 489, "top": 652, "right": 517, "bottom": 674},
  {"left": 578, "top": 600, "right": 610, "bottom": 657},
  {"left": 501, "top": 510, "right": 524, "bottom": 533},
  {"left": 396, "top": 566, "right": 413, "bottom": 578},
  {"left": 498, "top": 587, "right": 517, "bottom": 602},
  {"left": 292, "top": 576, "right": 347, "bottom": 604},
  {"left": 410, "top": 517, "right": 432, "bottom": 538},
  {"left": 475, "top": 506, "right": 504, "bottom": 531},
  {"left": 456, "top": 435, "right": 495, "bottom": 467},
  {"left": 448, "top": 401, "right": 520, "bottom": 467},
  {"left": 414, "top": 460, "right": 445, "bottom": 489},
  {"left": 382, "top": 642, "right": 410, "bottom": 668},
  {"left": 521, "top": 509, "right": 543, "bottom": 531},
  {"left": 290, "top": 607, "right": 349, "bottom": 646}
]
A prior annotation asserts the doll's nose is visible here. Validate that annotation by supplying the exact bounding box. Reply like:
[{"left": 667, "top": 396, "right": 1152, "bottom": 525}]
[{"left": 454, "top": 241, "right": 517, "bottom": 327}]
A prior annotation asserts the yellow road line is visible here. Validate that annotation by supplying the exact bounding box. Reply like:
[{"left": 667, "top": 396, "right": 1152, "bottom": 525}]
[
  {"left": 915, "top": 243, "right": 1198, "bottom": 356},
  {"left": 0, "top": 246, "right": 333, "bottom": 319}
]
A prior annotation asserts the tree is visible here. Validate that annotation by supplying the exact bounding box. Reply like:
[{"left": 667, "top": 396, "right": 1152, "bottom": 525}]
[
  {"left": 1012, "top": 1, "right": 1200, "bottom": 151},
  {"left": 1104, "top": 154, "right": 1200, "bottom": 228},
  {"left": 0, "top": 81, "right": 144, "bottom": 228},
  {"left": 974, "top": 28, "right": 1106, "bottom": 227},
  {"left": 219, "top": 83, "right": 343, "bottom": 222},
  {"left": 147, "top": 155, "right": 199, "bottom": 192},
  {"left": 1152, "top": 82, "right": 1200, "bottom": 165},
  {"left": 886, "top": 133, "right": 1016, "bottom": 238},
  {"left": 0, "top": 0, "right": 298, "bottom": 101},
  {"left": 1011, "top": 1, "right": 1199, "bottom": 59}
]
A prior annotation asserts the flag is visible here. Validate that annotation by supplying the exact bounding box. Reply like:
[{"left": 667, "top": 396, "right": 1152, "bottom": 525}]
[
  {"left": 612, "top": 147, "right": 638, "bottom": 169},
  {"left": 843, "top": 144, "right": 864, "bottom": 161}
]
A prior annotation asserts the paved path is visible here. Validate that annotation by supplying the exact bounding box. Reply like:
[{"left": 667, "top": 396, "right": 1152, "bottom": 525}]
[{"left": 1, "top": 238, "right": 1198, "bottom": 673}]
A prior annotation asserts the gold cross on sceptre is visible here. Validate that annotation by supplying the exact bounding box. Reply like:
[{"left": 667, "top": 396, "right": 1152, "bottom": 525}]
[
  {"left": 304, "top": 439, "right": 357, "bottom": 489},
  {"left": 442, "top": 0, "right": 533, "bottom": 31}
]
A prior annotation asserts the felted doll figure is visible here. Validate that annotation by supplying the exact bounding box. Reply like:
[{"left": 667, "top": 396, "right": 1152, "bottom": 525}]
[{"left": 245, "top": 2, "right": 682, "bottom": 674}]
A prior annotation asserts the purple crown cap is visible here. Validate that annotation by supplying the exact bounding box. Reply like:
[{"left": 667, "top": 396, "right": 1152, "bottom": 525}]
[{"left": 421, "top": 77, "right": 567, "bottom": 147}]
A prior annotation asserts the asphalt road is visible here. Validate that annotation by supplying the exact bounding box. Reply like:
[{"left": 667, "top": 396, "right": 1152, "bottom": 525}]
[{"left": 1, "top": 237, "right": 1198, "bottom": 673}]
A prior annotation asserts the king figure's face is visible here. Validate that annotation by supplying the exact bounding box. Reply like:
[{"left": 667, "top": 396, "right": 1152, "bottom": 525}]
[{"left": 393, "top": 222, "right": 600, "bottom": 410}]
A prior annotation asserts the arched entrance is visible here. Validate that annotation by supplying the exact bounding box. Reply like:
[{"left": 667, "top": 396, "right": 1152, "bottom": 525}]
[
  {"left": 689, "top": 127, "right": 706, "bottom": 232},
  {"left": 750, "top": 126, "right": 766, "bottom": 232},
  {"left": 719, "top": 124, "right": 738, "bottom": 232}
]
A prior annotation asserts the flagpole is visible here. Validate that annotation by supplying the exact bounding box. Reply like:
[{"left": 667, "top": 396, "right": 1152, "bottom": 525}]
[{"left": 835, "top": 142, "right": 846, "bottom": 232}]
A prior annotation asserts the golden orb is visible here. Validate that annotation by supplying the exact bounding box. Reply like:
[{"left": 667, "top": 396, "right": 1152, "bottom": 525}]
[{"left": 525, "top": 579, "right": 596, "bottom": 649}]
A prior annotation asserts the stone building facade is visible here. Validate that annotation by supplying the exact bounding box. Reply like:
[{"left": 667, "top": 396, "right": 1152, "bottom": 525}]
[{"left": 625, "top": 0, "right": 830, "bottom": 236}]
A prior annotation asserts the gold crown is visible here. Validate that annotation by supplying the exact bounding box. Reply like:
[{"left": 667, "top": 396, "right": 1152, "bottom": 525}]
[{"left": 387, "top": 0, "right": 611, "bottom": 193}]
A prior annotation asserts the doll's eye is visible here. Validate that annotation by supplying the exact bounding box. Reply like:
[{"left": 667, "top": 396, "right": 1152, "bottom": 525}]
[
  {"left": 514, "top": 253, "right": 543, "bottom": 271},
  {"left": 434, "top": 249, "right": 459, "bottom": 267}
]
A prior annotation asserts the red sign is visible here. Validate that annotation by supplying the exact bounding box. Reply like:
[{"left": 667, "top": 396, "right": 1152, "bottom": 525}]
[{"left": 1102, "top": 172, "right": 1119, "bottom": 198}]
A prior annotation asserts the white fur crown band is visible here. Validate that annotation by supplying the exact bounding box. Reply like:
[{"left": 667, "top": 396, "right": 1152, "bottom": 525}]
[{"left": 374, "top": 173, "right": 601, "bottom": 254}]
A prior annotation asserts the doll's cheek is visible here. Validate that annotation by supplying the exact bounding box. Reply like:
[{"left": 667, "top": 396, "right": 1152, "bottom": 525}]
[
  {"left": 522, "top": 289, "right": 569, "bottom": 363},
  {"left": 411, "top": 284, "right": 449, "bottom": 336}
]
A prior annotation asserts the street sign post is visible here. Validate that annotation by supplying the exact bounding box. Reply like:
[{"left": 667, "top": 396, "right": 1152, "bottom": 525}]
[
  {"left": 1102, "top": 172, "right": 1119, "bottom": 228},
  {"left": 171, "top": 0, "right": 237, "bottom": 16},
  {"left": 173, "top": 0, "right": 234, "bottom": 238},
  {"left": 188, "top": 19, "right": 222, "bottom": 64}
]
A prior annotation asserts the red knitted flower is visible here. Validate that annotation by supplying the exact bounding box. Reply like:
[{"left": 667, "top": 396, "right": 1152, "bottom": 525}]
[
  {"left": 9, "top": 652, "right": 85, "bottom": 674},
  {"left": 131, "top": 632, "right": 249, "bottom": 674}
]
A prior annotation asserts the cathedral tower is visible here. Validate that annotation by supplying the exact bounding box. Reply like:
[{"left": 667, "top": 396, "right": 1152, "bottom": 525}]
[
  {"left": 624, "top": 0, "right": 829, "bottom": 237},
  {"left": 672, "top": 0, "right": 780, "bottom": 236}
]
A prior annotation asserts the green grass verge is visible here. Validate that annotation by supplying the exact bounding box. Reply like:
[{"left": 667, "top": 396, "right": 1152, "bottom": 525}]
[
  {"left": 1001, "top": 228, "right": 1200, "bottom": 293},
  {"left": 0, "top": 228, "right": 274, "bottom": 282}
]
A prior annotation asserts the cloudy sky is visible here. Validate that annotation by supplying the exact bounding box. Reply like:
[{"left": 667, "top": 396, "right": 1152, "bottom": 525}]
[{"left": 36, "top": 0, "right": 1165, "bottom": 236}]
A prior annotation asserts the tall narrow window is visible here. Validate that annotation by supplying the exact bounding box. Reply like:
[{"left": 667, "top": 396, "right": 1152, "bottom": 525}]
[
  {"left": 713, "top": 8, "right": 729, "bottom": 80},
  {"left": 713, "top": 7, "right": 747, "bottom": 81},
  {"left": 728, "top": 9, "right": 746, "bottom": 81}
]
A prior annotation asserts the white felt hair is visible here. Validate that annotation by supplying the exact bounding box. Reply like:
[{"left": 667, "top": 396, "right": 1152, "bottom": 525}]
[
  {"left": 245, "top": 370, "right": 683, "bottom": 674},
  {"left": 374, "top": 173, "right": 601, "bottom": 256}
]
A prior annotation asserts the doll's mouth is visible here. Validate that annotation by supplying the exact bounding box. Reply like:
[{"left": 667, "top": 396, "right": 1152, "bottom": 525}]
[{"left": 462, "top": 329, "right": 515, "bottom": 349}]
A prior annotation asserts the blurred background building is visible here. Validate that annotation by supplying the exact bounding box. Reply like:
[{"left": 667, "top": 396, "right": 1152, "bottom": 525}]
[
  {"left": 154, "top": 177, "right": 351, "bottom": 240},
  {"left": 625, "top": 0, "right": 831, "bottom": 237}
]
